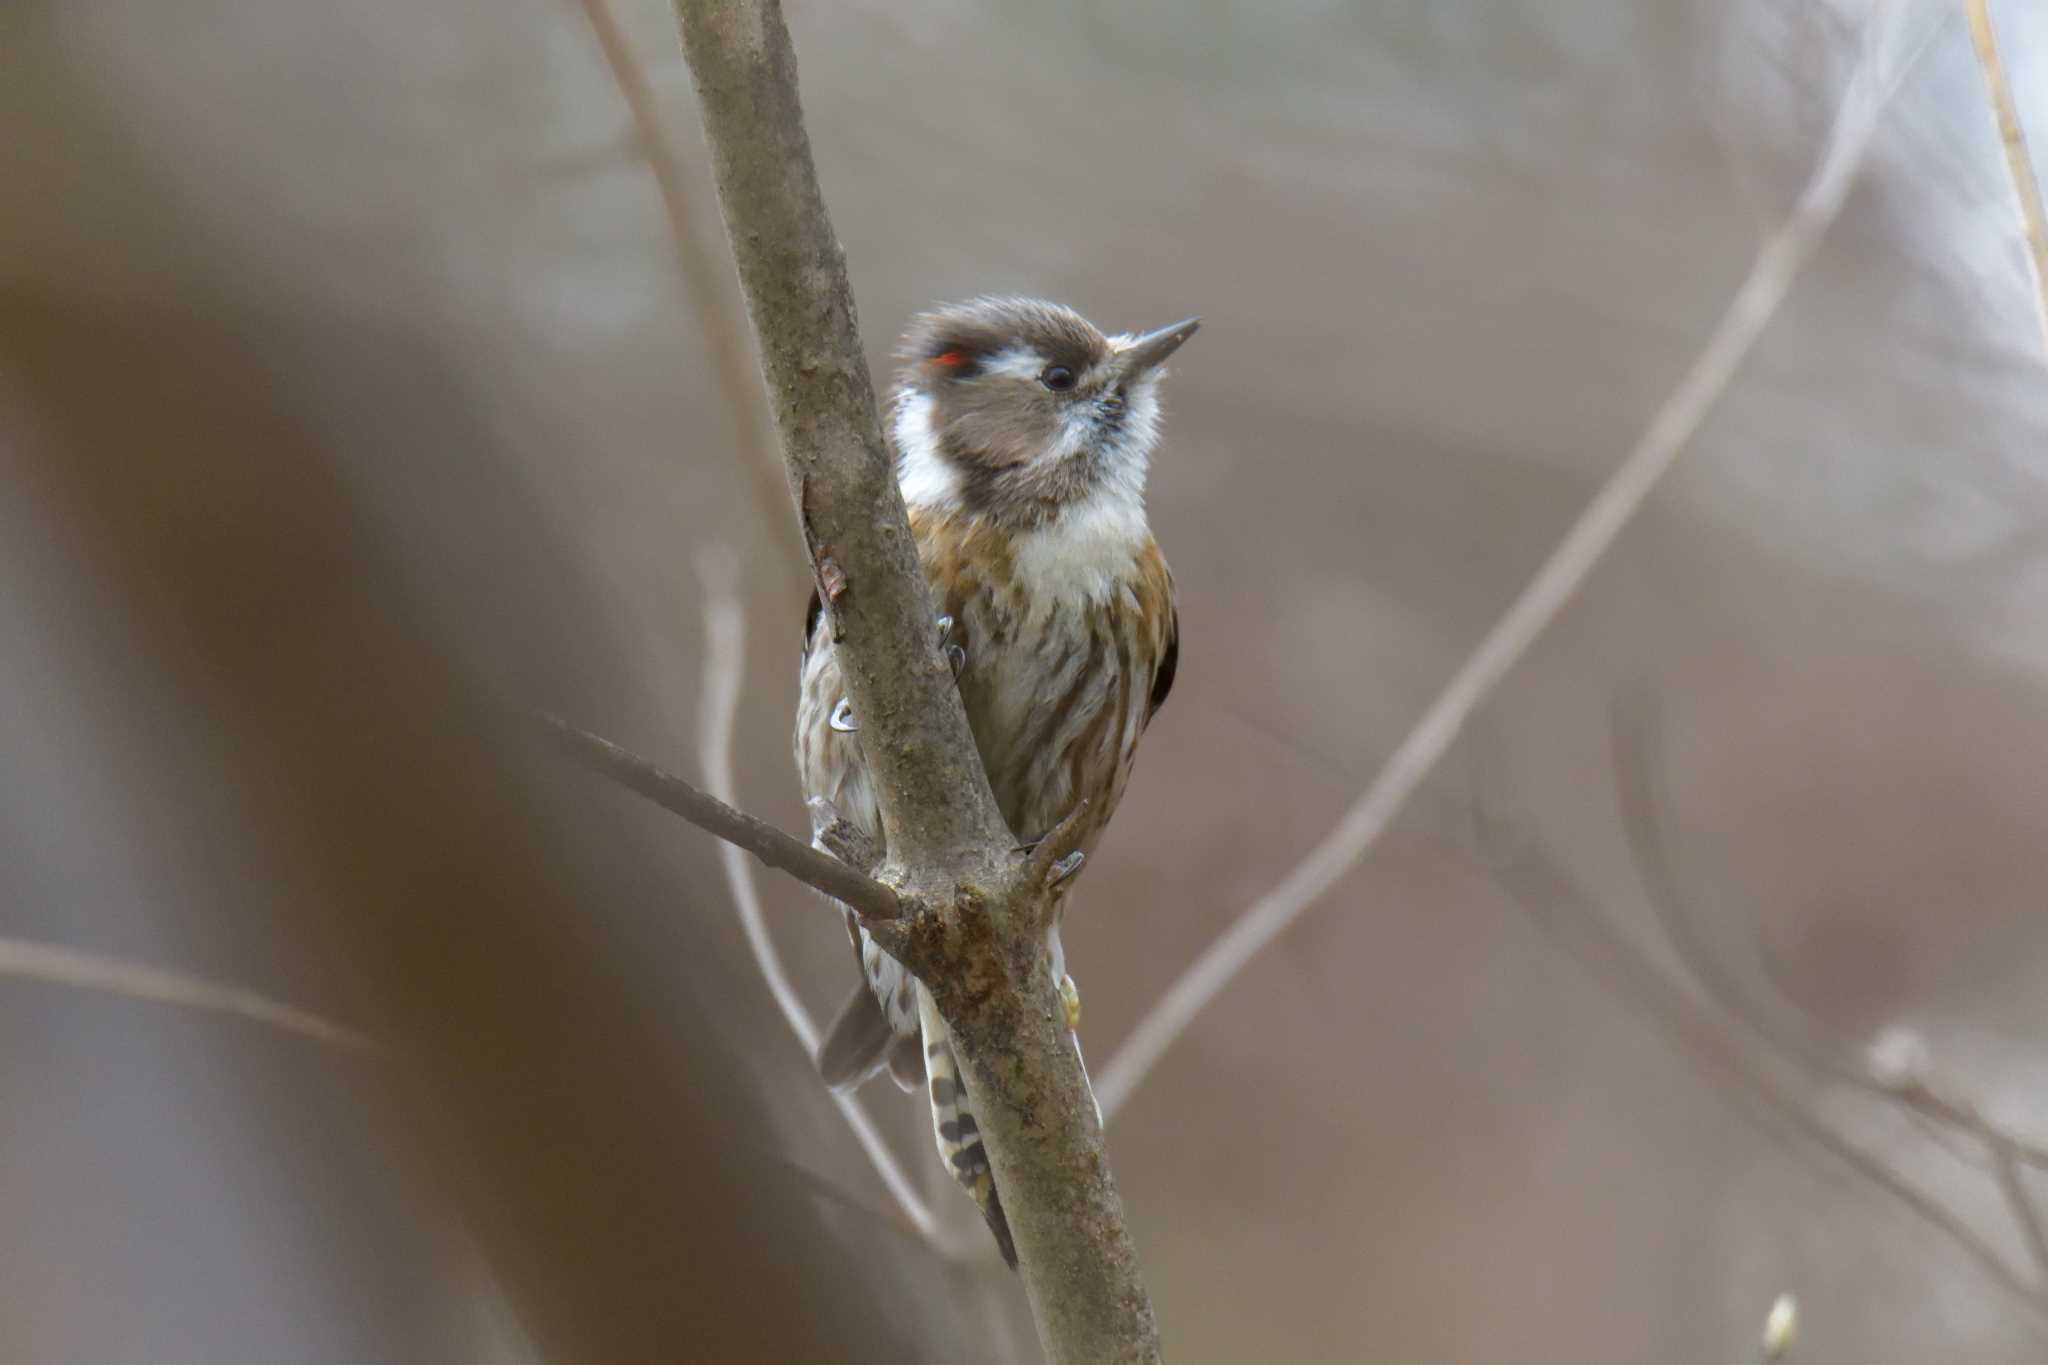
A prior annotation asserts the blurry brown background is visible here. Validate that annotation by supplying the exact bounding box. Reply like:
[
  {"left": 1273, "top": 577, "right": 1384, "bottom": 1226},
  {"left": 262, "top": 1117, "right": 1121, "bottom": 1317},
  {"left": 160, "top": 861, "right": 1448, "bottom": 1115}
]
[{"left": 6, "top": 0, "right": 2048, "bottom": 1360}]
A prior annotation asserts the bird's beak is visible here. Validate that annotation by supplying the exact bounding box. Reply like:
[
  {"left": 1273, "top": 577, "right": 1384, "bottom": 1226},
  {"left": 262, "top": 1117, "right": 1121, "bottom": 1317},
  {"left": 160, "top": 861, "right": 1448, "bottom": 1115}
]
[{"left": 1118, "top": 316, "right": 1201, "bottom": 382}]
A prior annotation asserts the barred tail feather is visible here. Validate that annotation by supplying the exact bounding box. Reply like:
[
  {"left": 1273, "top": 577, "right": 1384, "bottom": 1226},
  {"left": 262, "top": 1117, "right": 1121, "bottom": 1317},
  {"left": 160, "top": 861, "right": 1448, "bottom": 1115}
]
[
  {"left": 918, "top": 987, "right": 1017, "bottom": 1268},
  {"left": 816, "top": 902, "right": 921, "bottom": 1094}
]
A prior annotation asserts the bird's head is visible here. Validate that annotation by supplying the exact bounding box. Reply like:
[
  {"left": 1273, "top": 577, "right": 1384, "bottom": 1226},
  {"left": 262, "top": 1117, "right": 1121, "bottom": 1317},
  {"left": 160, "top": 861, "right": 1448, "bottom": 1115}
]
[{"left": 889, "top": 297, "right": 1199, "bottom": 526}]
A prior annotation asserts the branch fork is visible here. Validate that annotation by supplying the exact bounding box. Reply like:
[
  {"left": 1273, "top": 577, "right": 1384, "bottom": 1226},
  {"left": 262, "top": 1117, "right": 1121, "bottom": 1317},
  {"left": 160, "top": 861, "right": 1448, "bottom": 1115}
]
[{"left": 847, "top": 800, "right": 1092, "bottom": 1028}]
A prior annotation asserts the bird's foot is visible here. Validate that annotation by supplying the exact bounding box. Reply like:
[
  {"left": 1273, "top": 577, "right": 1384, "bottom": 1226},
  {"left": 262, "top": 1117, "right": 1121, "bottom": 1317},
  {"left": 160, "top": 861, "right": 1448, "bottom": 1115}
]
[
  {"left": 838, "top": 617, "right": 958, "bottom": 735},
  {"left": 935, "top": 613, "right": 966, "bottom": 678},
  {"left": 808, "top": 798, "right": 879, "bottom": 873},
  {"left": 1058, "top": 973, "right": 1083, "bottom": 1033}
]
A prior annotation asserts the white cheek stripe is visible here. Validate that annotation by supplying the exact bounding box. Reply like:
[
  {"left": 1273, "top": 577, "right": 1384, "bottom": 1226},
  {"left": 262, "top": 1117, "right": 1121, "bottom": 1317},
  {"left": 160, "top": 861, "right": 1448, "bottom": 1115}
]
[
  {"left": 893, "top": 390, "right": 962, "bottom": 509},
  {"left": 891, "top": 358, "right": 1165, "bottom": 515}
]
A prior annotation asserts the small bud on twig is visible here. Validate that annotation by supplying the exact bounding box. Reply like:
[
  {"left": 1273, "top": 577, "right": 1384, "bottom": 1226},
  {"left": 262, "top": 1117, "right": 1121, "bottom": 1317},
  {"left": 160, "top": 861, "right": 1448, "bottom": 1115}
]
[{"left": 1761, "top": 1291, "right": 1798, "bottom": 1361}]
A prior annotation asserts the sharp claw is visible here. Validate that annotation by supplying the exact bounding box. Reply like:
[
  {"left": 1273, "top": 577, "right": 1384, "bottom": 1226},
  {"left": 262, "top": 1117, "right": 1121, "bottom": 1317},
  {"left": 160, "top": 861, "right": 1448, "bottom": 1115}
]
[
  {"left": 829, "top": 696, "right": 857, "bottom": 733},
  {"left": 934, "top": 615, "right": 966, "bottom": 676},
  {"left": 1050, "top": 851, "right": 1085, "bottom": 885}
]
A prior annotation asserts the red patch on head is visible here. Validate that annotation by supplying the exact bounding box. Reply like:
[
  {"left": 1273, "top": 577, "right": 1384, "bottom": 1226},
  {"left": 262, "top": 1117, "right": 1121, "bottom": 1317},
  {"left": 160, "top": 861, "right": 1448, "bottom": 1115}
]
[{"left": 931, "top": 350, "right": 967, "bottom": 368}]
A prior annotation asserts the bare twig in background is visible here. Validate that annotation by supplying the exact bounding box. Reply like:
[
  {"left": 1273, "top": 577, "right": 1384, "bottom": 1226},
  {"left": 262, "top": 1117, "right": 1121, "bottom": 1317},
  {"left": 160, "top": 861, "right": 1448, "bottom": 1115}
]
[
  {"left": 534, "top": 710, "right": 903, "bottom": 921},
  {"left": 693, "top": 547, "right": 941, "bottom": 1245},
  {"left": 0, "top": 935, "right": 375, "bottom": 1055},
  {"left": 1167, "top": 710, "right": 2048, "bottom": 1322},
  {"left": 671, "top": 2, "right": 1161, "bottom": 1357},
  {"left": 1609, "top": 691, "right": 1858, "bottom": 1083},
  {"left": 1964, "top": 0, "right": 2048, "bottom": 354},
  {"left": 8, "top": 281, "right": 890, "bottom": 1360},
  {"left": 1612, "top": 691, "right": 2048, "bottom": 1168},
  {"left": 1460, "top": 784, "right": 2048, "bottom": 1320},
  {"left": 1610, "top": 692, "right": 2048, "bottom": 1295},
  {"left": 572, "top": 0, "right": 792, "bottom": 540},
  {"left": 1761, "top": 1291, "right": 1800, "bottom": 1361},
  {"left": 1991, "top": 1142, "right": 2048, "bottom": 1286},
  {"left": 1609, "top": 693, "right": 2024, "bottom": 1182},
  {"left": 694, "top": 547, "right": 825, "bottom": 1052},
  {"left": 1094, "top": 0, "right": 1908, "bottom": 1122},
  {"left": 453, "top": 1249, "right": 551, "bottom": 1365},
  {"left": 0, "top": 901, "right": 934, "bottom": 1343},
  {"left": 1881, "top": 1061, "right": 2048, "bottom": 1177},
  {"left": 774, "top": 1154, "right": 934, "bottom": 1248}
]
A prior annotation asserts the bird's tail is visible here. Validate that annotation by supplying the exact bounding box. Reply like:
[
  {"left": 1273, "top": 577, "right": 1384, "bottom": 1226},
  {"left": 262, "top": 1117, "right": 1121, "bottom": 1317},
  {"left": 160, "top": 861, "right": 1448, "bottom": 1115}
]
[
  {"left": 917, "top": 986, "right": 1016, "bottom": 1268},
  {"left": 815, "top": 906, "right": 926, "bottom": 1093}
]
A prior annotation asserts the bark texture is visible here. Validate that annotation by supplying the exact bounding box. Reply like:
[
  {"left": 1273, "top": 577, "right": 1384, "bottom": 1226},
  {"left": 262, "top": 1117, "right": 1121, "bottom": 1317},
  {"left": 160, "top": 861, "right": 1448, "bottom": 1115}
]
[{"left": 672, "top": 2, "right": 1164, "bottom": 1359}]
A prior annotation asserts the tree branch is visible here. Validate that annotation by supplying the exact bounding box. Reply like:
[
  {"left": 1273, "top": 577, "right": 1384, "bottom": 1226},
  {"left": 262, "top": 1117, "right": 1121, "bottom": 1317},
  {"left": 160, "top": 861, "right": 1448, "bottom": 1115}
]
[
  {"left": 670, "top": 0, "right": 1009, "bottom": 874},
  {"left": 669, "top": 2, "right": 1162, "bottom": 1359},
  {"left": 533, "top": 709, "right": 903, "bottom": 923}
]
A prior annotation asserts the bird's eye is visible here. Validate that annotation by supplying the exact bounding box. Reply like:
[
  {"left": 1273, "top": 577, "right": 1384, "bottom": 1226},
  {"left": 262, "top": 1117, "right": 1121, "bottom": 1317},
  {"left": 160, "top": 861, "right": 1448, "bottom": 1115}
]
[{"left": 1040, "top": 365, "right": 1076, "bottom": 392}]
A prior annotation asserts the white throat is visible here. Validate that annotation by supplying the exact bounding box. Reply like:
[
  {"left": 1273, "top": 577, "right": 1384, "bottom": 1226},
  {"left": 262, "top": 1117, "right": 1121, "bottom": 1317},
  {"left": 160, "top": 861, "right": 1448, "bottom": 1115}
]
[{"left": 1009, "top": 492, "right": 1151, "bottom": 609}]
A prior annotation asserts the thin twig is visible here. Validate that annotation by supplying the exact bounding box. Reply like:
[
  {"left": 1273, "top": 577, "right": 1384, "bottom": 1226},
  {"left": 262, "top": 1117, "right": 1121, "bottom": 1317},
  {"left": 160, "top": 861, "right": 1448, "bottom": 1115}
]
[
  {"left": 1990, "top": 1138, "right": 2048, "bottom": 1287},
  {"left": 693, "top": 547, "right": 941, "bottom": 1245},
  {"left": 775, "top": 1154, "right": 934, "bottom": 1249},
  {"left": 1185, "top": 708, "right": 2048, "bottom": 1324},
  {"left": 572, "top": 0, "right": 792, "bottom": 536},
  {"left": 1611, "top": 694, "right": 2017, "bottom": 1188},
  {"left": 1614, "top": 689, "right": 2048, "bottom": 1297},
  {"left": 1463, "top": 806, "right": 2048, "bottom": 1321},
  {"left": 1612, "top": 690, "right": 2048, "bottom": 1182},
  {"left": 0, "top": 942, "right": 595, "bottom": 1359},
  {"left": 1965, "top": 0, "right": 2048, "bottom": 355},
  {"left": 1609, "top": 691, "right": 1857, "bottom": 1083},
  {"left": 533, "top": 709, "right": 903, "bottom": 922},
  {"left": 0, "top": 935, "right": 376, "bottom": 1055},
  {"left": 1094, "top": 0, "right": 1907, "bottom": 1121},
  {"left": 454, "top": 1241, "right": 552, "bottom": 1365},
  {"left": 695, "top": 547, "right": 827, "bottom": 1055},
  {"left": 1893, "top": 1075, "right": 2048, "bottom": 1176}
]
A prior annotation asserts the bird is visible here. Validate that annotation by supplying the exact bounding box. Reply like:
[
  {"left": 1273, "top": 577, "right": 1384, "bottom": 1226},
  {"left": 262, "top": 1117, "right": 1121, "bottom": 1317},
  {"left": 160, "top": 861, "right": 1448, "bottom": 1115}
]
[{"left": 794, "top": 296, "right": 1195, "bottom": 1265}]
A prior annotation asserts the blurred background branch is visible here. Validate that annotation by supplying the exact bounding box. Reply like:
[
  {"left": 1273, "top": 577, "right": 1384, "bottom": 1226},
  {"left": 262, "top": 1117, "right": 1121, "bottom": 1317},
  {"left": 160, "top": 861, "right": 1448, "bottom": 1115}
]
[
  {"left": 1612, "top": 689, "right": 2048, "bottom": 1295},
  {"left": 1095, "top": 0, "right": 1911, "bottom": 1123},
  {"left": 571, "top": 0, "right": 797, "bottom": 575},
  {"left": 1460, "top": 746, "right": 2048, "bottom": 1320},
  {"left": 2, "top": 281, "right": 898, "bottom": 1360},
  {"left": 0, "top": 937, "right": 375, "bottom": 1057},
  {"left": 1963, "top": 0, "right": 2048, "bottom": 354},
  {"left": 10, "top": 0, "right": 2048, "bottom": 1358},
  {"left": 692, "top": 545, "right": 947, "bottom": 1249}
]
